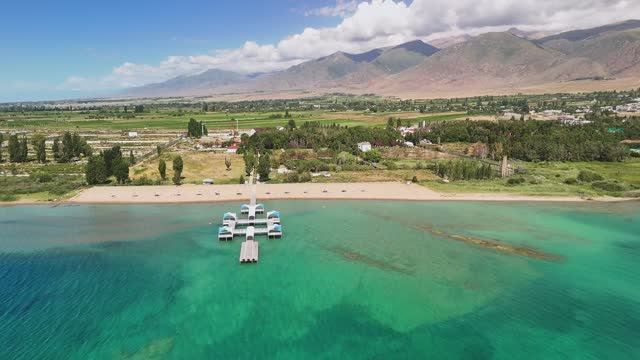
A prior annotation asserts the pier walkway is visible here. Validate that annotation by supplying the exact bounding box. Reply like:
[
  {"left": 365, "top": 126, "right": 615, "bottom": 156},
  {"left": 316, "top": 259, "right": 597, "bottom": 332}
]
[{"left": 217, "top": 175, "right": 283, "bottom": 264}]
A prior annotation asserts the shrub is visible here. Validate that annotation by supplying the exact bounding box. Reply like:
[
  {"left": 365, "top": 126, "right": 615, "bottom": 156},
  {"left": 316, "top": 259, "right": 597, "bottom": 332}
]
[
  {"left": 577, "top": 170, "right": 604, "bottom": 182},
  {"left": 506, "top": 177, "right": 525, "bottom": 186},
  {"left": 284, "top": 172, "right": 299, "bottom": 183},
  {"left": 382, "top": 160, "right": 397, "bottom": 170},
  {"left": 298, "top": 172, "right": 312, "bottom": 183},
  {"left": 411, "top": 175, "right": 418, "bottom": 183},
  {"left": 592, "top": 180, "right": 629, "bottom": 192},
  {"left": 362, "top": 149, "right": 381, "bottom": 163},
  {"left": 528, "top": 175, "right": 545, "bottom": 184},
  {"left": 132, "top": 176, "right": 158, "bottom": 186},
  {"left": 0, "top": 194, "right": 18, "bottom": 202},
  {"left": 563, "top": 177, "right": 578, "bottom": 185},
  {"left": 31, "top": 172, "right": 53, "bottom": 183}
]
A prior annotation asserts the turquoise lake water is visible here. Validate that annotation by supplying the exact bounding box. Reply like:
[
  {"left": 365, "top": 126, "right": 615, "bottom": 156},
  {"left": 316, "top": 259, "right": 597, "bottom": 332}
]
[{"left": 0, "top": 201, "right": 639, "bottom": 359}]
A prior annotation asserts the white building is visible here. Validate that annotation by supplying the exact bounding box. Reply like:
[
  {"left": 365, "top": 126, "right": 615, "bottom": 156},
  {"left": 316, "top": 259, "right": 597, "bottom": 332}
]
[
  {"left": 404, "top": 141, "right": 415, "bottom": 147},
  {"left": 128, "top": 131, "right": 138, "bottom": 138},
  {"left": 227, "top": 145, "right": 238, "bottom": 154},
  {"left": 357, "top": 142, "right": 372, "bottom": 152}
]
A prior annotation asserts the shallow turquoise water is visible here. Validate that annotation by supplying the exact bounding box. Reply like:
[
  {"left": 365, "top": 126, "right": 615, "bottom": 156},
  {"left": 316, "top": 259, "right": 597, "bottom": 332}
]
[{"left": 1, "top": 201, "right": 639, "bottom": 359}]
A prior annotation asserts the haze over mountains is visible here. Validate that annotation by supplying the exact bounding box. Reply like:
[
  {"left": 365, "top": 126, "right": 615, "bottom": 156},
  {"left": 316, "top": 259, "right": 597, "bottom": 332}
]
[{"left": 122, "top": 20, "right": 640, "bottom": 99}]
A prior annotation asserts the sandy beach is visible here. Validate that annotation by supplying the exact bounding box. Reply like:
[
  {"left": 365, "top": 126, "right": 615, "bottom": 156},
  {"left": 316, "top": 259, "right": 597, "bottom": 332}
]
[{"left": 67, "top": 182, "right": 630, "bottom": 204}]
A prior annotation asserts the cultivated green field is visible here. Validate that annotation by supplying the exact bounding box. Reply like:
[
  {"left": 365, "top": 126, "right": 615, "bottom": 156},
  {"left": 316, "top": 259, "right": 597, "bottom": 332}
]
[{"left": 0, "top": 110, "right": 469, "bottom": 131}]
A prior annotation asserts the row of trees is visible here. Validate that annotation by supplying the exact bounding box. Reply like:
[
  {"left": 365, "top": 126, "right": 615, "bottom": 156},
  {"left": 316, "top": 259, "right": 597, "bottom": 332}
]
[
  {"left": 52, "top": 132, "right": 92, "bottom": 163},
  {"left": 242, "top": 149, "right": 270, "bottom": 181},
  {"left": 242, "top": 121, "right": 402, "bottom": 153},
  {"left": 157, "top": 156, "right": 183, "bottom": 185},
  {"left": 1, "top": 131, "right": 93, "bottom": 164},
  {"left": 407, "top": 119, "right": 632, "bottom": 162},
  {"left": 432, "top": 159, "right": 494, "bottom": 181},
  {"left": 7, "top": 135, "right": 29, "bottom": 162}
]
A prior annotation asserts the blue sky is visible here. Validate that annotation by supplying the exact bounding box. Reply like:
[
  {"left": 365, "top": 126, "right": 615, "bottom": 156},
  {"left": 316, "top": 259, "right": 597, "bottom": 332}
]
[
  {"left": 2, "top": 0, "right": 638, "bottom": 102},
  {"left": 0, "top": 0, "right": 341, "bottom": 102}
]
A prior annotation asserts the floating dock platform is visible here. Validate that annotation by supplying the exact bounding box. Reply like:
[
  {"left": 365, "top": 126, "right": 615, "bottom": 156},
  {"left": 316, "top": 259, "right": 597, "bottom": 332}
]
[
  {"left": 217, "top": 180, "right": 283, "bottom": 264},
  {"left": 239, "top": 240, "right": 259, "bottom": 263}
]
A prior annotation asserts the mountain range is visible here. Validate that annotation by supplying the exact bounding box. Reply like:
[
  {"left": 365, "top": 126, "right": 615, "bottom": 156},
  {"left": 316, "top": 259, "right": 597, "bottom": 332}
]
[{"left": 121, "top": 20, "right": 640, "bottom": 99}]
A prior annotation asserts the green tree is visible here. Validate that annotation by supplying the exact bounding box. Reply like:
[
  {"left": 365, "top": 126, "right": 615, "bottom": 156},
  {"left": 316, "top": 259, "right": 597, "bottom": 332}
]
[
  {"left": 257, "top": 153, "right": 270, "bottom": 181},
  {"left": 20, "top": 137, "right": 28, "bottom": 162},
  {"left": 225, "top": 157, "right": 231, "bottom": 171},
  {"left": 172, "top": 155, "right": 183, "bottom": 185},
  {"left": 239, "top": 175, "right": 245, "bottom": 184},
  {"left": 287, "top": 119, "right": 296, "bottom": 130},
  {"left": 112, "top": 159, "right": 130, "bottom": 184},
  {"left": 158, "top": 159, "right": 167, "bottom": 180},
  {"left": 52, "top": 138, "right": 62, "bottom": 162},
  {"left": 31, "top": 134, "right": 47, "bottom": 163},
  {"left": 243, "top": 151, "right": 255, "bottom": 176},
  {"left": 0, "top": 133, "right": 4, "bottom": 162},
  {"left": 59, "top": 132, "right": 74, "bottom": 162},
  {"left": 71, "top": 133, "right": 83, "bottom": 157},
  {"left": 386, "top": 117, "right": 394, "bottom": 130},
  {"left": 362, "top": 149, "right": 381, "bottom": 163},
  {"left": 129, "top": 150, "right": 135, "bottom": 165},
  {"left": 102, "top": 145, "right": 123, "bottom": 176},
  {"left": 8, "top": 134, "right": 19, "bottom": 162},
  {"left": 187, "top": 118, "right": 206, "bottom": 138},
  {"left": 85, "top": 155, "right": 107, "bottom": 185}
]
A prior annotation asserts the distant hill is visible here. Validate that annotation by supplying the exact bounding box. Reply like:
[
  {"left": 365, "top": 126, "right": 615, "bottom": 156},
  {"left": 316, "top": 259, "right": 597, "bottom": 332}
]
[
  {"left": 120, "top": 20, "right": 640, "bottom": 99},
  {"left": 540, "top": 22, "right": 640, "bottom": 77},
  {"left": 537, "top": 19, "right": 640, "bottom": 43},
  {"left": 123, "top": 40, "right": 440, "bottom": 97},
  {"left": 371, "top": 32, "right": 605, "bottom": 96},
  {"left": 121, "top": 69, "right": 248, "bottom": 98},
  {"left": 428, "top": 34, "right": 471, "bottom": 49}
]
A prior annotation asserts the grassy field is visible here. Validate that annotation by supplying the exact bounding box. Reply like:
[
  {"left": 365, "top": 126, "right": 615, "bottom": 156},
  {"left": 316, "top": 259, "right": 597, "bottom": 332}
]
[
  {"left": 0, "top": 110, "right": 469, "bottom": 131},
  {"left": 422, "top": 159, "right": 640, "bottom": 197},
  {"left": 131, "top": 150, "right": 245, "bottom": 185}
]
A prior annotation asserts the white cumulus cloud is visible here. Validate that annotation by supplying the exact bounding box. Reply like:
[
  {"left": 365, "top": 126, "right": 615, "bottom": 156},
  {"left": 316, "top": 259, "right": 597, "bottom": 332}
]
[{"left": 62, "top": 0, "right": 640, "bottom": 91}]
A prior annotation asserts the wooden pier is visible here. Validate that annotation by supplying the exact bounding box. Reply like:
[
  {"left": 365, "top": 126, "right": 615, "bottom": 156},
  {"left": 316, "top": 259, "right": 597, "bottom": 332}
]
[{"left": 239, "top": 240, "right": 259, "bottom": 263}]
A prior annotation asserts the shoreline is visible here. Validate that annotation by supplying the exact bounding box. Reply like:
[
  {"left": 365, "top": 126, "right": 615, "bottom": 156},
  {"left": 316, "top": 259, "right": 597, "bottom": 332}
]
[{"left": 42, "top": 182, "right": 635, "bottom": 205}]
